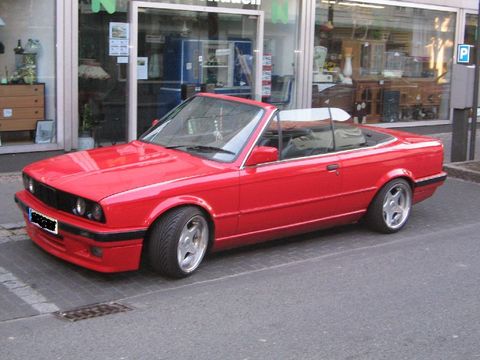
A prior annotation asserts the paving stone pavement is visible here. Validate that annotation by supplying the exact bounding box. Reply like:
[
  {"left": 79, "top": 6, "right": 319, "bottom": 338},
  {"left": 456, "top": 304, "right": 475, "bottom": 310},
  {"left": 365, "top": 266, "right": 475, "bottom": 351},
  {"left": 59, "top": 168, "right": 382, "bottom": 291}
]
[
  {"left": 0, "top": 178, "right": 478, "bottom": 322},
  {"left": 0, "top": 224, "right": 27, "bottom": 245},
  {"left": 0, "top": 132, "right": 479, "bottom": 322}
]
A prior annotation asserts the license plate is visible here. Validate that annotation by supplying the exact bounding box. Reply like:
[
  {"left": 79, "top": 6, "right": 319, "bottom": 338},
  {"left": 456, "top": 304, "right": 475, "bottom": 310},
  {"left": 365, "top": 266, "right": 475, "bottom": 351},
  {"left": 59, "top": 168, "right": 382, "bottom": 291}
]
[{"left": 29, "top": 208, "right": 58, "bottom": 235}]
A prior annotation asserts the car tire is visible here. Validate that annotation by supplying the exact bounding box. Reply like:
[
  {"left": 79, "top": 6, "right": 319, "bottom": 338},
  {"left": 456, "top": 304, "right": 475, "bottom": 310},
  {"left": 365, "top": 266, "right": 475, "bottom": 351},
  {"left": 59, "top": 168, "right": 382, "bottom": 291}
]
[
  {"left": 147, "top": 206, "right": 210, "bottom": 278},
  {"left": 365, "top": 178, "right": 412, "bottom": 234}
]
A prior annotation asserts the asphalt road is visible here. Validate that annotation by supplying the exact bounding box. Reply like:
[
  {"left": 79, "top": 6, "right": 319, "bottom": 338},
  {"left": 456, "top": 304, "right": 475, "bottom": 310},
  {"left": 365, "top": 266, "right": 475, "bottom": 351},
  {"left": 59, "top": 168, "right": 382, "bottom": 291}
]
[{"left": 1, "top": 178, "right": 480, "bottom": 359}]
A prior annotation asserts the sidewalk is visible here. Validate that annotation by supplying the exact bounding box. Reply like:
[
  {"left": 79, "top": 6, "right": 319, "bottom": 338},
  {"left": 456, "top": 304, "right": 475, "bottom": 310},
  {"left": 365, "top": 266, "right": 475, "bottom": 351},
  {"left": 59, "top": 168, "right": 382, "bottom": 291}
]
[
  {"left": 0, "top": 173, "right": 25, "bottom": 239},
  {"left": 443, "top": 160, "right": 480, "bottom": 183},
  {"left": 0, "top": 132, "right": 479, "bottom": 234},
  {"left": 428, "top": 132, "right": 480, "bottom": 183}
]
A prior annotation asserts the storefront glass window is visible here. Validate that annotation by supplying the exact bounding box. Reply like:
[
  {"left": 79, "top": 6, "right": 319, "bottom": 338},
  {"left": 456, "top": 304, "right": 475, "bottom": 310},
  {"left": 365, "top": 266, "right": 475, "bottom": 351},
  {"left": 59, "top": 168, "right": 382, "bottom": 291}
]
[
  {"left": 0, "top": 0, "right": 57, "bottom": 148},
  {"left": 134, "top": 8, "right": 261, "bottom": 137},
  {"left": 79, "top": 2, "right": 128, "bottom": 148},
  {"left": 262, "top": 0, "right": 299, "bottom": 109},
  {"left": 313, "top": 2, "right": 456, "bottom": 124},
  {"left": 465, "top": 13, "right": 477, "bottom": 46},
  {"left": 78, "top": 0, "right": 299, "bottom": 148}
]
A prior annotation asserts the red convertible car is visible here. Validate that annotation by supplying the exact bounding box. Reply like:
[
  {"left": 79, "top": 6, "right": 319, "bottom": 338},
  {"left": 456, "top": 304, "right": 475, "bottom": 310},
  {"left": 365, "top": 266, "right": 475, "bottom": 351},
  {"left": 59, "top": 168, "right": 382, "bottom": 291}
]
[{"left": 15, "top": 94, "right": 446, "bottom": 277}]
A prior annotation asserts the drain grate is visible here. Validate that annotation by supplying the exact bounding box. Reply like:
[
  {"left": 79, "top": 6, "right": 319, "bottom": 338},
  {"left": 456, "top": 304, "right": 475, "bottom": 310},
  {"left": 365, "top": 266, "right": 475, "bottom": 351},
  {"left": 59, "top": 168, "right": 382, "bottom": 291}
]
[{"left": 54, "top": 302, "right": 133, "bottom": 322}]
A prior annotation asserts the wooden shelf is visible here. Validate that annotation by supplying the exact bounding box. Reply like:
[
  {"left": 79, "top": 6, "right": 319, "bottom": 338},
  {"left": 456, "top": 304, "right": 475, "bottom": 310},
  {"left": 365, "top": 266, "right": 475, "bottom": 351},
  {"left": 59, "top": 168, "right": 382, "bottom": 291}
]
[{"left": 0, "top": 84, "right": 45, "bottom": 133}]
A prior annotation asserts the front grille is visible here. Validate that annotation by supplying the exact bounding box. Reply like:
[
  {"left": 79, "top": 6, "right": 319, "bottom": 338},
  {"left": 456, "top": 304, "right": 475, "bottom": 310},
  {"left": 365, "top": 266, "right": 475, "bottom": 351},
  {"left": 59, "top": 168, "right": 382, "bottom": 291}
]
[
  {"left": 34, "top": 181, "right": 58, "bottom": 208},
  {"left": 31, "top": 179, "right": 75, "bottom": 213},
  {"left": 54, "top": 302, "right": 133, "bottom": 322}
]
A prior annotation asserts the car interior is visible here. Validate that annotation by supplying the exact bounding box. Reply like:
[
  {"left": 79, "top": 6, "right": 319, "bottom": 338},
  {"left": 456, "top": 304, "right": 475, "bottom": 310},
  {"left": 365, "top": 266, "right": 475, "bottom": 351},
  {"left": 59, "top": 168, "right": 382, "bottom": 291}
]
[{"left": 258, "top": 120, "right": 395, "bottom": 161}]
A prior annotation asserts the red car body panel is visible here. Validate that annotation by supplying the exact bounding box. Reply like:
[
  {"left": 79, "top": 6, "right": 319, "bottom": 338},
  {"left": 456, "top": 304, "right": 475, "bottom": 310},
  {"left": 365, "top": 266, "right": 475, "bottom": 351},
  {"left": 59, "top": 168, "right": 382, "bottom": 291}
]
[
  {"left": 16, "top": 190, "right": 144, "bottom": 272},
  {"left": 24, "top": 141, "right": 234, "bottom": 203},
  {"left": 15, "top": 94, "right": 446, "bottom": 272}
]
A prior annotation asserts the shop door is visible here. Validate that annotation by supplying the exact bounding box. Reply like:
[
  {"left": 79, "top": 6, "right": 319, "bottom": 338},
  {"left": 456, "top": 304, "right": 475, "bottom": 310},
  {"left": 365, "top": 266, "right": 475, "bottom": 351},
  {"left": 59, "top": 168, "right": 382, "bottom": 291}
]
[{"left": 128, "top": 2, "right": 264, "bottom": 139}]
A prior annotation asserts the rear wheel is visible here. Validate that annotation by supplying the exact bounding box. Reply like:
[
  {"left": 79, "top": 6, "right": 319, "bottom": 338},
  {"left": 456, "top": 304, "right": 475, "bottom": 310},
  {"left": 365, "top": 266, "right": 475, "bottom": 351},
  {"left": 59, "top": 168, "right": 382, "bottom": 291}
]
[
  {"left": 147, "top": 207, "right": 209, "bottom": 278},
  {"left": 366, "top": 179, "right": 412, "bottom": 234}
]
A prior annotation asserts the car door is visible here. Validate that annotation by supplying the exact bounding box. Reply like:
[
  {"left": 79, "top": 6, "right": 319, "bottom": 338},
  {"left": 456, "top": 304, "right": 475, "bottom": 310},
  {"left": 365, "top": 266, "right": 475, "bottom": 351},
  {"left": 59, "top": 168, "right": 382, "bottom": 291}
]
[
  {"left": 237, "top": 115, "right": 343, "bottom": 242},
  {"left": 332, "top": 122, "right": 396, "bottom": 215}
]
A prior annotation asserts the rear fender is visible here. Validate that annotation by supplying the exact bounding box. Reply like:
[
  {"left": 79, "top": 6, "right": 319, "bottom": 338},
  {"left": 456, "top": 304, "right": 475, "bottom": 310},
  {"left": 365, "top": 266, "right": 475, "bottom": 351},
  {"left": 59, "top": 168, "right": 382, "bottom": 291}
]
[{"left": 374, "top": 168, "right": 414, "bottom": 195}]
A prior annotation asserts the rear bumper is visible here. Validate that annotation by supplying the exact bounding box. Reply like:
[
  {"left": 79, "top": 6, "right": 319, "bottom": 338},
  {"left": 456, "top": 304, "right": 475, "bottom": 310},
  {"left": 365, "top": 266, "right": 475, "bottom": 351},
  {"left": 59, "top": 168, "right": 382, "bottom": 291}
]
[
  {"left": 413, "top": 172, "right": 447, "bottom": 204},
  {"left": 15, "top": 191, "right": 145, "bottom": 273},
  {"left": 414, "top": 173, "right": 447, "bottom": 188}
]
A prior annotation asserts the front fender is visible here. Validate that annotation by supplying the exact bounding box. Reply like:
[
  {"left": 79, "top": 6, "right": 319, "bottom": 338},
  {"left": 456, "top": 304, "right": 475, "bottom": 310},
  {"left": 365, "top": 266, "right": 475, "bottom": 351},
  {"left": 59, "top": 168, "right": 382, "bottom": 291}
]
[{"left": 146, "top": 195, "right": 216, "bottom": 228}]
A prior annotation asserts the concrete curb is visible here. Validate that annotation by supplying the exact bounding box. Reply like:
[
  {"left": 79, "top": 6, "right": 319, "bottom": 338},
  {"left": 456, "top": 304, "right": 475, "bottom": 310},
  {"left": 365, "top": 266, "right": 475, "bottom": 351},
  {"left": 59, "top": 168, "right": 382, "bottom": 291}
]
[
  {"left": 0, "top": 171, "right": 21, "bottom": 177},
  {"left": 444, "top": 162, "right": 480, "bottom": 184},
  {"left": 0, "top": 172, "right": 21, "bottom": 183}
]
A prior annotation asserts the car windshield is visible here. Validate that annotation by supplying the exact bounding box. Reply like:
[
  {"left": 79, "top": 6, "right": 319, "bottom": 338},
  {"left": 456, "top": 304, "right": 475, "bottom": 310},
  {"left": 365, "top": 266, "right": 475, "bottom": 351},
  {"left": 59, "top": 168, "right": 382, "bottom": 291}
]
[{"left": 140, "top": 96, "right": 264, "bottom": 162}]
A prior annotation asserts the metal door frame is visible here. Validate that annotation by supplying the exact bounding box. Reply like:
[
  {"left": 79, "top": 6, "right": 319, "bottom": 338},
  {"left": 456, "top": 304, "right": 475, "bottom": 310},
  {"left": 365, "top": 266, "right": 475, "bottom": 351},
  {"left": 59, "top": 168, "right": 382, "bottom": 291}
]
[{"left": 128, "top": 1, "right": 264, "bottom": 141}]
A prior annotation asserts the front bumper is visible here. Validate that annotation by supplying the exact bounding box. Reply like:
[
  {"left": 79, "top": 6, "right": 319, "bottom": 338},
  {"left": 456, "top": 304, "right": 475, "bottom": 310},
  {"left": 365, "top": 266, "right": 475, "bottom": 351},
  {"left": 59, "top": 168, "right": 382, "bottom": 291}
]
[{"left": 15, "top": 191, "right": 146, "bottom": 273}]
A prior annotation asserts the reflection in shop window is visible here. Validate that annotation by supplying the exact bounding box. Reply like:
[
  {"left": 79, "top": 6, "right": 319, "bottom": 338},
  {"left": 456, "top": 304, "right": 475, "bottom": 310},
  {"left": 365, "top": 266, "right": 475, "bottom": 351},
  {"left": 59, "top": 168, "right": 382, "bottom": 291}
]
[
  {"left": 464, "top": 13, "right": 478, "bottom": 67},
  {"left": 78, "top": 2, "right": 127, "bottom": 148},
  {"left": 262, "top": 0, "right": 299, "bottom": 110},
  {"left": 465, "top": 14, "right": 478, "bottom": 46},
  {"left": 0, "top": 0, "right": 57, "bottom": 148},
  {"left": 313, "top": 2, "right": 456, "bottom": 123}
]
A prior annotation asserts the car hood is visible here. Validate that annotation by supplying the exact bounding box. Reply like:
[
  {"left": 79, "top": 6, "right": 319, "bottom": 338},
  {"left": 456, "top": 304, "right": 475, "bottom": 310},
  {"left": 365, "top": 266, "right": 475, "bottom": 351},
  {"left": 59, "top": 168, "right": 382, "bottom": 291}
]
[{"left": 24, "top": 141, "right": 229, "bottom": 201}]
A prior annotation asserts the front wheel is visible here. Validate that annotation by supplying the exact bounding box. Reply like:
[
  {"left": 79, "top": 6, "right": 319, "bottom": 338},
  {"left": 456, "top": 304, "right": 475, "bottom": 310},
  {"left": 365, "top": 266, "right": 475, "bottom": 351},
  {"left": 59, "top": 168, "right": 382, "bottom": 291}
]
[
  {"left": 365, "top": 179, "right": 412, "bottom": 234},
  {"left": 147, "top": 207, "right": 210, "bottom": 278}
]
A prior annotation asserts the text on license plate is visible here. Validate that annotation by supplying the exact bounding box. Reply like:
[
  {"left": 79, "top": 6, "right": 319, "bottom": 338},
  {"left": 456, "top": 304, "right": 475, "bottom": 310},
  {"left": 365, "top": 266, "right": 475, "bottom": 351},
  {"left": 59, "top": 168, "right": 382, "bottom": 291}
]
[{"left": 29, "top": 208, "right": 58, "bottom": 235}]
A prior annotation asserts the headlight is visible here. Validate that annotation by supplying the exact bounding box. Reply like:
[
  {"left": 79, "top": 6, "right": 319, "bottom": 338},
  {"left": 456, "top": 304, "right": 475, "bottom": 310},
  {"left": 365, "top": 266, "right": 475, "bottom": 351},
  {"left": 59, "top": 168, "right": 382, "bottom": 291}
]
[
  {"left": 28, "top": 178, "right": 35, "bottom": 194},
  {"left": 72, "top": 197, "right": 104, "bottom": 222},
  {"left": 25, "top": 177, "right": 35, "bottom": 194},
  {"left": 22, "top": 173, "right": 35, "bottom": 193},
  {"left": 90, "top": 203, "right": 103, "bottom": 222},
  {"left": 22, "top": 173, "right": 29, "bottom": 190},
  {"left": 74, "top": 198, "right": 86, "bottom": 216}
]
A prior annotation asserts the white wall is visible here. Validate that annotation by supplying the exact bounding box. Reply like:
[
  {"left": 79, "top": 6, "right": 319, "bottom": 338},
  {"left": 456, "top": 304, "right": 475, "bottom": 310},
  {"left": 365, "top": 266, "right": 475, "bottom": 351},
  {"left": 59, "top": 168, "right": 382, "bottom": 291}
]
[
  {"left": 404, "top": 0, "right": 477, "bottom": 11},
  {"left": 0, "top": 0, "right": 56, "bottom": 121}
]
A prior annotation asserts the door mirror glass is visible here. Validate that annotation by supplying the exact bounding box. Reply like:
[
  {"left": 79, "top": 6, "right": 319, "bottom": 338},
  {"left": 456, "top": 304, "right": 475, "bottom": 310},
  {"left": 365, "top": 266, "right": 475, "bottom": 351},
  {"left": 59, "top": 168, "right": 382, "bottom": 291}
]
[{"left": 245, "top": 146, "right": 278, "bottom": 166}]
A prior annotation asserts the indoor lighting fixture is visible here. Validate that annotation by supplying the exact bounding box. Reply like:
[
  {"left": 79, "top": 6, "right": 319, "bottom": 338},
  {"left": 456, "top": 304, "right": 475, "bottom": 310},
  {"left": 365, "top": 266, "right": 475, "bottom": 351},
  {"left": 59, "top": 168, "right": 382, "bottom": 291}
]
[
  {"left": 337, "top": 1, "right": 384, "bottom": 9},
  {"left": 321, "top": 0, "right": 384, "bottom": 7},
  {"left": 0, "top": 17, "right": 5, "bottom": 27},
  {"left": 346, "top": 0, "right": 384, "bottom": 4}
]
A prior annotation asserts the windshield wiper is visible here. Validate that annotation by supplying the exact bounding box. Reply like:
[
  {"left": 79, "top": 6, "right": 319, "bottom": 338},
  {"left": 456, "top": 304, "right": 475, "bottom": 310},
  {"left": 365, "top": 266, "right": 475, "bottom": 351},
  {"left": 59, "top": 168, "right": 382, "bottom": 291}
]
[
  {"left": 185, "top": 145, "right": 235, "bottom": 155},
  {"left": 164, "top": 144, "right": 188, "bottom": 149},
  {"left": 164, "top": 144, "right": 235, "bottom": 155}
]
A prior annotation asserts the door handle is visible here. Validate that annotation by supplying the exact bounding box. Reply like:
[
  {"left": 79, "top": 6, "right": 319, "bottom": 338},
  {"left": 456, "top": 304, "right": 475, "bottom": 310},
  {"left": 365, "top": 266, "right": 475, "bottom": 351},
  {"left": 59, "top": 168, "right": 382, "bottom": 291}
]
[{"left": 326, "top": 164, "right": 339, "bottom": 171}]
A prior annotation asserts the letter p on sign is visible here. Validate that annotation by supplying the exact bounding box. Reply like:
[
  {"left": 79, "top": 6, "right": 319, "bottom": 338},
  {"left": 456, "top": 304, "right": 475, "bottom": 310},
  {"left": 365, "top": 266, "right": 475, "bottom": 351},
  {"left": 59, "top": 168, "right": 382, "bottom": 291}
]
[{"left": 457, "top": 44, "right": 472, "bottom": 64}]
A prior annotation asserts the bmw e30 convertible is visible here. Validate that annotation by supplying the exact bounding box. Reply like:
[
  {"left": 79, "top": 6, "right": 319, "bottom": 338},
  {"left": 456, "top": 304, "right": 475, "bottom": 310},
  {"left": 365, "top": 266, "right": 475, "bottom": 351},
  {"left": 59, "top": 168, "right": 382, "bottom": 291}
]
[{"left": 15, "top": 94, "right": 446, "bottom": 277}]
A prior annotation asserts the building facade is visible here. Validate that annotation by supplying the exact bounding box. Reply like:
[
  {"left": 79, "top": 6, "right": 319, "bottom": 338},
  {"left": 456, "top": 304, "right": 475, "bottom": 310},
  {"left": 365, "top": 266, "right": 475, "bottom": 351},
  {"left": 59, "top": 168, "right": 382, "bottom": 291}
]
[{"left": 0, "top": 0, "right": 478, "bottom": 154}]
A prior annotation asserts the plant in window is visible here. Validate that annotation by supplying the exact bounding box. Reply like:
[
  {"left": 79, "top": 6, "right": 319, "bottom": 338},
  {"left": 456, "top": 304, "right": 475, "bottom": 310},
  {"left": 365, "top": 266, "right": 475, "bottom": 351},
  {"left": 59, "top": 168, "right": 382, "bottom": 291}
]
[
  {"left": 77, "top": 102, "right": 96, "bottom": 150},
  {"left": 80, "top": 103, "right": 94, "bottom": 135}
]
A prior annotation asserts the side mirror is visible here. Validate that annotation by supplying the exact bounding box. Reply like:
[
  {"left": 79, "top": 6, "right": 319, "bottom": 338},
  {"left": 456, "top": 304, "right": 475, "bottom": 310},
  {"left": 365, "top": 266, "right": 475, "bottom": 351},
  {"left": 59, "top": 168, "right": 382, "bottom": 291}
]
[
  {"left": 245, "top": 146, "right": 278, "bottom": 166},
  {"left": 152, "top": 119, "right": 159, "bottom": 127}
]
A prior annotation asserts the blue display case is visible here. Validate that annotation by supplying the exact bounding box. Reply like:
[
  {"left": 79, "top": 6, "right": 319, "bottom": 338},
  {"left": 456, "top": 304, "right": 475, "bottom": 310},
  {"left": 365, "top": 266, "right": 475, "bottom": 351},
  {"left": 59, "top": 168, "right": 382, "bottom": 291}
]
[{"left": 157, "top": 37, "right": 253, "bottom": 118}]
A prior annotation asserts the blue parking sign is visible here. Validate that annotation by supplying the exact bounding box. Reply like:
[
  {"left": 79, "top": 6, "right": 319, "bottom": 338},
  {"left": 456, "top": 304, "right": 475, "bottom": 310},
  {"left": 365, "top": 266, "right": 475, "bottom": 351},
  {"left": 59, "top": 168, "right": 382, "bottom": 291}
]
[{"left": 457, "top": 44, "right": 472, "bottom": 64}]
